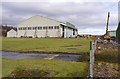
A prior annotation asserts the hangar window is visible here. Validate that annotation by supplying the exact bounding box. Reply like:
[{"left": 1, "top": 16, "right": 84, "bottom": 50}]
[
  {"left": 29, "top": 27, "right": 31, "bottom": 30},
  {"left": 49, "top": 26, "right": 53, "bottom": 29},
  {"left": 33, "top": 27, "right": 37, "bottom": 30},
  {"left": 43, "top": 27, "right": 46, "bottom": 29},
  {"left": 19, "top": 28, "right": 21, "bottom": 30},
  {"left": 56, "top": 26, "right": 59, "bottom": 29},
  {"left": 33, "top": 27, "right": 36, "bottom": 30},
  {"left": 54, "top": 26, "right": 56, "bottom": 29},
  {"left": 54, "top": 26, "right": 59, "bottom": 29},
  {"left": 23, "top": 27, "right": 26, "bottom": 30},
  {"left": 35, "top": 27, "right": 37, "bottom": 30},
  {"left": 40, "top": 27, "right": 42, "bottom": 29},
  {"left": 24, "top": 27, "right": 27, "bottom": 30},
  {"left": 49, "top": 26, "right": 51, "bottom": 29},
  {"left": 18, "top": 28, "right": 21, "bottom": 30},
  {"left": 28, "top": 27, "right": 30, "bottom": 30},
  {"left": 43, "top": 27, "right": 47, "bottom": 29},
  {"left": 38, "top": 27, "right": 42, "bottom": 30},
  {"left": 51, "top": 26, "right": 53, "bottom": 29},
  {"left": 26, "top": 27, "right": 27, "bottom": 30},
  {"left": 23, "top": 27, "right": 25, "bottom": 30}
]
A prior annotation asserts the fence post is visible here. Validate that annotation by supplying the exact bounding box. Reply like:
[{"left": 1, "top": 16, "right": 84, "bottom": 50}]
[{"left": 89, "top": 41, "right": 96, "bottom": 78}]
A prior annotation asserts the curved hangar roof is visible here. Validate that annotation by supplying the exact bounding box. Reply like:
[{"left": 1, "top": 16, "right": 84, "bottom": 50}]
[{"left": 18, "top": 15, "right": 77, "bottom": 30}]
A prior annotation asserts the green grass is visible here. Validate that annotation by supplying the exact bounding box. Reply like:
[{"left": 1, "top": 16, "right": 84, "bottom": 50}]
[
  {"left": 2, "top": 58, "right": 88, "bottom": 77},
  {"left": 0, "top": 58, "right": 2, "bottom": 78},
  {"left": 1, "top": 38, "right": 90, "bottom": 77},
  {"left": 1, "top": 38, "right": 90, "bottom": 53}
]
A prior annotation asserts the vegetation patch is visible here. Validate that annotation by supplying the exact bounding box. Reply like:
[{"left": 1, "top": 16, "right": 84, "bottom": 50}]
[
  {"left": 2, "top": 58, "right": 88, "bottom": 77},
  {"left": 94, "top": 43, "right": 119, "bottom": 77},
  {"left": 10, "top": 68, "right": 58, "bottom": 77},
  {"left": 95, "top": 46, "right": 118, "bottom": 63},
  {"left": 1, "top": 38, "right": 90, "bottom": 54}
]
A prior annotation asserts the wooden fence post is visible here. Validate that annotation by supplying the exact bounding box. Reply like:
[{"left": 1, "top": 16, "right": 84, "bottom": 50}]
[{"left": 89, "top": 40, "right": 96, "bottom": 78}]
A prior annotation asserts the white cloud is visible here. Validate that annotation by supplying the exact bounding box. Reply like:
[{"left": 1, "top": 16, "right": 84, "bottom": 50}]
[
  {"left": 1, "top": 1, "right": 118, "bottom": 35},
  {"left": 1, "top": 0, "right": 119, "bottom": 2}
]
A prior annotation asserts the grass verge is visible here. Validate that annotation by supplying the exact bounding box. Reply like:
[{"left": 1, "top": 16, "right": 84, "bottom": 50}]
[{"left": 2, "top": 58, "right": 88, "bottom": 77}]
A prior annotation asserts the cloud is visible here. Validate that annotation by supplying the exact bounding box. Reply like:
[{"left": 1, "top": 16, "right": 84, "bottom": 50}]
[
  {"left": 1, "top": 0, "right": 119, "bottom": 2},
  {"left": 1, "top": 1, "right": 118, "bottom": 35}
]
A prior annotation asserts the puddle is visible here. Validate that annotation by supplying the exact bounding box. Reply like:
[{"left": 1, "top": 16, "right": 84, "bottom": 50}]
[{"left": 0, "top": 51, "right": 81, "bottom": 61}]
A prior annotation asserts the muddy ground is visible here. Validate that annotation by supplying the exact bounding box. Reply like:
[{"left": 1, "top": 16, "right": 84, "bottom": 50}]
[{"left": 93, "top": 42, "right": 119, "bottom": 77}]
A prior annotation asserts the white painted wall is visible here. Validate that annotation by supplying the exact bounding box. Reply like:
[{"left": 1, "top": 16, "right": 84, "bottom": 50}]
[
  {"left": 7, "top": 29, "right": 17, "bottom": 37},
  {"left": 60, "top": 26, "right": 78, "bottom": 38},
  {"left": 66, "top": 28, "right": 73, "bottom": 37},
  {"left": 17, "top": 26, "right": 61, "bottom": 38}
]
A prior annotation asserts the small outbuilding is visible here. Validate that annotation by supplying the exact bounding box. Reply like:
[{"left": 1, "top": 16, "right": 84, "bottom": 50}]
[{"left": 7, "top": 29, "right": 17, "bottom": 37}]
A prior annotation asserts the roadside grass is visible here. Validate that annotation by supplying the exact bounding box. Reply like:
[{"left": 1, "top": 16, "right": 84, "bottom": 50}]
[
  {"left": 95, "top": 49, "right": 118, "bottom": 63},
  {"left": 2, "top": 58, "right": 88, "bottom": 77},
  {"left": 1, "top": 38, "right": 90, "bottom": 54}
]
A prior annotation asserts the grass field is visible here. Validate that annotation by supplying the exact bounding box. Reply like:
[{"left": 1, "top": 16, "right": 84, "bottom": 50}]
[
  {"left": 1, "top": 38, "right": 90, "bottom": 53},
  {"left": 2, "top": 58, "right": 88, "bottom": 77},
  {"left": 1, "top": 38, "right": 90, "bottom": 77}
]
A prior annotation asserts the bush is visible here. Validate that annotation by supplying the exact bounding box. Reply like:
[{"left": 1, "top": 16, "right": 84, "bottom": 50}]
[
  {"left": 9, "top": 68, "right": 58, "bottom": 78},
  {"left": 95, "top": 50, "right": 118, "bottom": 63}
]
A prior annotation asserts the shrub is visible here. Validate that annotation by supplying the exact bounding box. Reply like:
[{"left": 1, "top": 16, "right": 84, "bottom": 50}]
[{"left": 9, "top": 68, "right": 58, "bottom": 78}]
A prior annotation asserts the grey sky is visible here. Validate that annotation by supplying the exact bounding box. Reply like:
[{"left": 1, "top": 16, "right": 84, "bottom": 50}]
[{"left": 1, "top": 0, "right": 118, "bottom": 35}]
